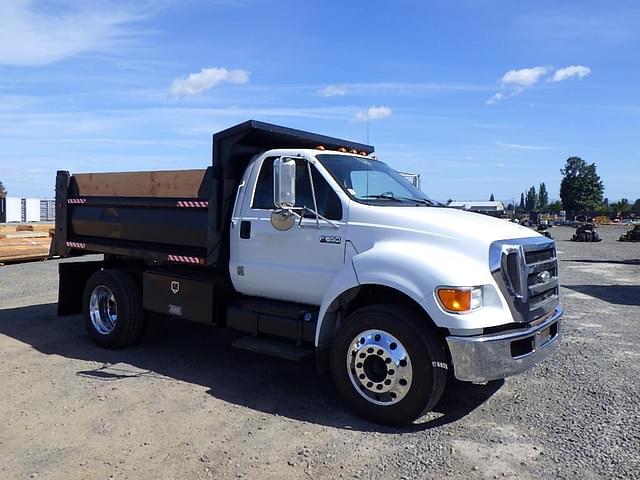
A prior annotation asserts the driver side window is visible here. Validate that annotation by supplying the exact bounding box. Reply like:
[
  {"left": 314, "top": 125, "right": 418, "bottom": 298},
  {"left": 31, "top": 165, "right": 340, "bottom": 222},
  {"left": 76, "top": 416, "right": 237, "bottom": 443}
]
[{"left": 252, "top": 158, "right": 343, "bottom": 220}]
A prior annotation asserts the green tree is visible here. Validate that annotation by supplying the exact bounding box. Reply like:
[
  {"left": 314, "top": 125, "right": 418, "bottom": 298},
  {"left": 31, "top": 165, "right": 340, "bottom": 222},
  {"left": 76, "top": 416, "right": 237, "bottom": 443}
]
[
  {"left": 559, "top": 157, "right": 604, "bottom": 214},
  {"left": 538, "top": 183, "right": 548, "bottom": 211},
  {"left": 632, "top": 198, "right": 640, "bottom": 214},
  {"left": 489, "top": 193, "right": 495, "bottom": 201},
  {"left": 526, "top": 186, "right": 537, "bottom": 212},
  {"left": 548, "top": 200, "right": 563, "bottom": 214},
  {"left": 519, "top": 193, "right": 525, "bottom": 211},
  {"left": 0, "top": 181, "right": 6, "bottom": 198},
  {"left": 616, "top": 198, "right": 631, "bottom": 213}
]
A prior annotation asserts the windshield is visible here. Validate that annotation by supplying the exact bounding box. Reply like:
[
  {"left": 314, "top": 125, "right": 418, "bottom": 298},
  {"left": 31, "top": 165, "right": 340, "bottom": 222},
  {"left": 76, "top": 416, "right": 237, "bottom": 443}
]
[{"left": 316, "top": 154, "right": 437, "bottom": 206}]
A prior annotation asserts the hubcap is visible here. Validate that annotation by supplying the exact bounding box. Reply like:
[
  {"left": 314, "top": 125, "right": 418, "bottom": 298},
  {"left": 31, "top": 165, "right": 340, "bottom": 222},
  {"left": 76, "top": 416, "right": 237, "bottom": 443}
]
[
  {"left": 89, "top": 285, "right": 118, "bottom": 335},
  {"left": 346, "top": 329, "right": 413, "bottom": 406}
]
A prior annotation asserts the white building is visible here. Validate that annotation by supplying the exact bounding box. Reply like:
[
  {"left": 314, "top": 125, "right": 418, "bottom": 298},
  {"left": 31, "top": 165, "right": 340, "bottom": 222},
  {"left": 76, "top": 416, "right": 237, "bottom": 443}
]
[{"left": 448, "top": 201, "right": 505, "bottom": 214}]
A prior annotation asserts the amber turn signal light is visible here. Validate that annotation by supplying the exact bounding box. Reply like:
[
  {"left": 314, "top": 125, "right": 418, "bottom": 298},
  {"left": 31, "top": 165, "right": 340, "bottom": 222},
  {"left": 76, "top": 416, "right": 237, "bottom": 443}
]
[
  {"left": 437, "top": 289, "right": 471, "bottom": 312},
  {"left": 436, "top": 287, "right": 482, "bottom": 314}
]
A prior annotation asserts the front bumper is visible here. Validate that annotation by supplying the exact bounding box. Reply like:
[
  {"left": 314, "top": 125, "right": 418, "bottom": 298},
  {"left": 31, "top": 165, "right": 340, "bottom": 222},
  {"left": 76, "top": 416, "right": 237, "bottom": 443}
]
[{"left": 446, "top": 306, "right": 562, "bottom": 383}]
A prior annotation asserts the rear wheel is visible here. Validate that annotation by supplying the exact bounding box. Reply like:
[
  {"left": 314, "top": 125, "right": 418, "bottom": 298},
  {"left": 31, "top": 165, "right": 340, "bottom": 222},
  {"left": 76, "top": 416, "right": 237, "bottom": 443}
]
[
  {"left": 83, "top": 269, "right": 144, "bottom": 348},
  {"left": 330, "top": 304, "right": 448, "bottom": 425}
]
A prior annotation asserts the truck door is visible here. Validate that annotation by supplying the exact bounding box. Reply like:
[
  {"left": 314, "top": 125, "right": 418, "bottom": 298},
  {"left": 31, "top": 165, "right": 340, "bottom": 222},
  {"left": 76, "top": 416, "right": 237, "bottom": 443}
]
[{"left": 230, "top": 156, "right": 347, "bottom": 305}]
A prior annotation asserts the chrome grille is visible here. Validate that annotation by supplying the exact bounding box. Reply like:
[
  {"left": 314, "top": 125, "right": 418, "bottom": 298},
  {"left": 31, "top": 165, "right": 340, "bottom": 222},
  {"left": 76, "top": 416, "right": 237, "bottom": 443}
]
[
  {"left": 524, "top": 246, "right": 559, "bottom": 320},
  {"left": 490, "top": 238, "right": 560, "bottom": 323}
]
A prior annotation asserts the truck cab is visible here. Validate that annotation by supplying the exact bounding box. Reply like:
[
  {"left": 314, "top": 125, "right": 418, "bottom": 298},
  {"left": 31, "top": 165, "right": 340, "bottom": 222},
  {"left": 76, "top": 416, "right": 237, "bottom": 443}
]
[{"left": 54, "top": 120, "right": 561, "bottom": 425}]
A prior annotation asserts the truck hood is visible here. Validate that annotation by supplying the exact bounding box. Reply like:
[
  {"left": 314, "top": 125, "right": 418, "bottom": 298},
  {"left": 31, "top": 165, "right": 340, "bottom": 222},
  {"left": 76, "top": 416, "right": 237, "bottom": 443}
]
[{"left": 348, "top": 204, "right": 544, "bottom": 259}]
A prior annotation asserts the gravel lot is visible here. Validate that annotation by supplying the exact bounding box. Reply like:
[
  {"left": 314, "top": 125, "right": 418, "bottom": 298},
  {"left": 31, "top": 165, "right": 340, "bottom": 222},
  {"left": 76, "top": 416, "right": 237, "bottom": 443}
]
[{"left": 0, "top": 225, "right": 638, "bottom": 480}]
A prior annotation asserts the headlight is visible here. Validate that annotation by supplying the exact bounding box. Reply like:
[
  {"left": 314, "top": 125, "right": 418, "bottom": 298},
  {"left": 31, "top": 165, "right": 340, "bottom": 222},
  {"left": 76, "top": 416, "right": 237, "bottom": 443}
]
[{"left": 436, "top": 286, "right": 483, "bottom": 314}]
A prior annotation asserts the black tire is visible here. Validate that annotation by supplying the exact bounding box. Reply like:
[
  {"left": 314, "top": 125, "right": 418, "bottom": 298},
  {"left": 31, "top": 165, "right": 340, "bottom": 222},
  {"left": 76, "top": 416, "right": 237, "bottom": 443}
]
[
  {"left": 330, "top": 304, "right": 448, "bottom": 425},
  {"left": 83, "top": 269, "right": 144, "bottom": 349}
]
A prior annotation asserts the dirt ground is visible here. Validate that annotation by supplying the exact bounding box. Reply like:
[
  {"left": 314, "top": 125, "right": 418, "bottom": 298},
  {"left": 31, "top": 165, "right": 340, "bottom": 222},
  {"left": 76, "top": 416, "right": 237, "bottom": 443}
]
[{"left": 0, "top": 225, "right": 639, "bottom": 480}]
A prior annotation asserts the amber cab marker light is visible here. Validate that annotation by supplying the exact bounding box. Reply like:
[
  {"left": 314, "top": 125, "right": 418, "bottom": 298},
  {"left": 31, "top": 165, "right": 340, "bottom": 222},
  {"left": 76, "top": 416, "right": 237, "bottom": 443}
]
[
  {"left": 338, "top": 147, "right": 347, "bottom": 152},
  {"left": 316, "top": 145, "right": 326, "bottom": 150},
  {"left": 437, "top": 288, "right": 472, "bottom": 313}
]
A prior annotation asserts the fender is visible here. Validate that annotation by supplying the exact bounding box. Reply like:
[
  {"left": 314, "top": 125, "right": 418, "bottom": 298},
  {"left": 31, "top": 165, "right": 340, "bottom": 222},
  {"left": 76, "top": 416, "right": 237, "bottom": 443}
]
[
  {"left": 315, "top": 241, "right": 514, "bottom": 348},
  {"left": 315, "top": 260, "right": 359, "bottom": 348}
]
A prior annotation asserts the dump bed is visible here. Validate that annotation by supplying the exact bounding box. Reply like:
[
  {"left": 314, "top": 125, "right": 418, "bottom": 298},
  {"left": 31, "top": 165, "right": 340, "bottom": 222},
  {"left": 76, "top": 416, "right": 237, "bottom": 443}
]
[{"left": 54, "top": 120, "right": 373, "bottom": 268}]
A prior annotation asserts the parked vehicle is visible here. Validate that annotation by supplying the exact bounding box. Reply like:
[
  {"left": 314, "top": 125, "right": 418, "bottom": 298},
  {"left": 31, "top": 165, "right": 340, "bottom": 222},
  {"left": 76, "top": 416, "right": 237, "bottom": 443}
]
[
  {"left": 53, "top": 120, "right": 562, "bottom": 425},
  {"left": 619, "top": 224, "right": 640, "bottom": 242},
  {"left": 571, "top": 222, "right": 601, "bottom": 242}
]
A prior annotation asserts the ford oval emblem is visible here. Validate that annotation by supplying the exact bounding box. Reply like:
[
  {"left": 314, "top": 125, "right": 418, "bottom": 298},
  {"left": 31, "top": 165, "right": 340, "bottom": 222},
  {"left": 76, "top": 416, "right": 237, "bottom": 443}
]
[{"left": 537, "top": 270, "right": 551, "bottom": 283}]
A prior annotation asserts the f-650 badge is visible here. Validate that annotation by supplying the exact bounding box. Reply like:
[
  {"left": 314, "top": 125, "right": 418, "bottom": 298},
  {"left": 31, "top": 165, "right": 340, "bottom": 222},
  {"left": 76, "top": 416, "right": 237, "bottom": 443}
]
[{"left": 320, "top": 235, "right": 341, "bottom": 244}]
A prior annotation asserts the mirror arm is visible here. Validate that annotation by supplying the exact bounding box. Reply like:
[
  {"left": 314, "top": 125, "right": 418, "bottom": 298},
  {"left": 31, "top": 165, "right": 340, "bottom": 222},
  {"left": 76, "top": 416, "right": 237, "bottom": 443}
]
[
  {"left": 294, "top": 207, "right": 339, "bottom": 229},
  {"left": 306, "top": 160, "right": 320, "bottom": 229}
]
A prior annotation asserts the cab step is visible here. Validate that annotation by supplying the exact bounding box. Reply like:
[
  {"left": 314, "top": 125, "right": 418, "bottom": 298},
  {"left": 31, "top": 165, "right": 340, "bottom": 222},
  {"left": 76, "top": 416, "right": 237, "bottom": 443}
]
[{"left": 232, "top": 336, "right": 313, "bottom": 362}]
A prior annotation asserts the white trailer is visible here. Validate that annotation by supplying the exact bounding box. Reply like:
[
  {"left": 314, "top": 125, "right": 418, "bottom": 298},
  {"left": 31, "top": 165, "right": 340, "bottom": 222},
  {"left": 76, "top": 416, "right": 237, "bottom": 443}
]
[
  {"left": 24, "top": 198, "right": 41, "bottom": 222},
  {"left": 5, "top": 197, "right": 22, "bottom": 222}
]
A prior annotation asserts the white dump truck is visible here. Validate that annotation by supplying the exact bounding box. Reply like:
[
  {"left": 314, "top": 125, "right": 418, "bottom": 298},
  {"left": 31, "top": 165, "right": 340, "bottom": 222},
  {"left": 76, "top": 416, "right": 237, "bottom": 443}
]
[{"left": 53, "top": 120, "right": 562, "bottom": 425}]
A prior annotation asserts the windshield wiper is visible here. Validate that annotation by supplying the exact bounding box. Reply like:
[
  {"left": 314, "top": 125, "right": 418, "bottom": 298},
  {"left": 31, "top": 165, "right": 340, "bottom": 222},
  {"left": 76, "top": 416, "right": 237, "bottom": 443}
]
[
  {"left": 394, "top": 196, "right": 435, "bottom": 206},
  {"left": 361, "top": 193, "right": 435, "bottom": 206}
]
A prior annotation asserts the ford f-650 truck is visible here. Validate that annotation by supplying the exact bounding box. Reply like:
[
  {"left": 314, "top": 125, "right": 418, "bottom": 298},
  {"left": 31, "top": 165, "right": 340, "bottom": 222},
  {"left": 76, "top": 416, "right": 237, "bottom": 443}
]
[{"left": 53, "top": 120, "right": 562, "bottom": 425}]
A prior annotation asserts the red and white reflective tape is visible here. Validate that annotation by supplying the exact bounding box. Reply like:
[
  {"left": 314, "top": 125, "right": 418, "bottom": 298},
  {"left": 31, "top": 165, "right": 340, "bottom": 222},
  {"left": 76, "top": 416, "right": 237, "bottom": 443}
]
[
  {"left": 66, "top": 241, "right": 86, "bottom": 249},
  {"left": 67, "top": 198, "right": 86, "bottom": 204},
  {"left": 167, "top": 254, "right": 204, "bottom": 265},
  {"left": 176, "top": 200, "right": 208, "bottom": 208}
]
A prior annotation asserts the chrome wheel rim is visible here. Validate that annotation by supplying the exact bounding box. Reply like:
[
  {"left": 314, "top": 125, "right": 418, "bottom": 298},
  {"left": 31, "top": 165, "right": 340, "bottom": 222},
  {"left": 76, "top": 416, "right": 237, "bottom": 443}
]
[
  {"left": 89, "top": 285, "right": 118, "bottom": 335},
  {"left": 346, "top": 329, "right": 413, "bottom": 406}
]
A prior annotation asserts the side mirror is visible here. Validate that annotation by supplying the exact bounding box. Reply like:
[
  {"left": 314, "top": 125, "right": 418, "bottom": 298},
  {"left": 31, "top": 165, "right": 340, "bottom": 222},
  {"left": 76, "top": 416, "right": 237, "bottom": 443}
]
[{"left": 273, "top": 157, "right": 296, "bottom": 208}]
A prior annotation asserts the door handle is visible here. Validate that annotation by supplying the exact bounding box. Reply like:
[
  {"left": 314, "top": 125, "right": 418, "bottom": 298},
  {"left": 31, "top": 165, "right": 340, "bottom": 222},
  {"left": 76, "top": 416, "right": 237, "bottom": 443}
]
[{"left": 240, "top": 220, "right": 251, "bottom": 239}]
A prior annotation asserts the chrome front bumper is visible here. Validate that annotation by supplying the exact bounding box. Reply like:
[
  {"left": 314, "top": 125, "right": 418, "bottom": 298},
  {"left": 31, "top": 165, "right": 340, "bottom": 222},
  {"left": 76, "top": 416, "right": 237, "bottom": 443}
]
[{"left": 446, "top": 306, "right": 562, "bottom": 383}]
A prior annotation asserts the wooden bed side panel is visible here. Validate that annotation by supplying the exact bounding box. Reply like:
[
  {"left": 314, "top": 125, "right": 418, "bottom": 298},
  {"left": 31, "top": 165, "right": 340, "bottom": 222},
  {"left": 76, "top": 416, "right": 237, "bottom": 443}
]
[{"left": 72, "top": 169, "right": 208, "bottom": 198}]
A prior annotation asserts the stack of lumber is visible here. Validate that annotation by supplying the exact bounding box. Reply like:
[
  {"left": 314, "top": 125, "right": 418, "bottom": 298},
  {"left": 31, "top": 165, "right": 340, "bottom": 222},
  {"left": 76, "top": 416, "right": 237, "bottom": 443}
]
[{"left": 0, "top": 224, "right": 54, "bottom": 264}]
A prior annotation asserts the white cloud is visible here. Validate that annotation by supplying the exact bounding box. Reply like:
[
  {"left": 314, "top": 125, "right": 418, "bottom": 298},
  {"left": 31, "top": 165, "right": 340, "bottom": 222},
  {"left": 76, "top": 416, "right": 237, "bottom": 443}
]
[
  {"left": 487, "top": 64, "right": 592, "bottom": 104},
  {"left": 354, "top": 106, "right": 392, "bottom": 122},
  {"left": 486, "top": 66, "right": 550, "bottom": 104},
  {"left": 501, "top": 66, "right": 550, "bottom": 87},
  {"left": 496, "top": 141, "right": 552, "bottom": 151},
  {"left": 486, "top": 92, "right": 505, "bottom": 105},
  {"left": 0, "top": 1, "right": 148, "bottom": 66},
  {"left": 318, "top": 84, "right": 348, "bottom": 97},
  {"left": 550, "top": 65, "right": 591, "bottom": 82},
  {"left": 169, "top": 67, "right": 250, "bottom": 97}
]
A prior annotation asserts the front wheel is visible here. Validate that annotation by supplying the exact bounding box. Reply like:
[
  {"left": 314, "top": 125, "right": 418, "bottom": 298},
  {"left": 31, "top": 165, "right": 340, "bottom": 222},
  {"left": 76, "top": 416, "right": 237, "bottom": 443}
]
[{"left": 330, "top": 304, "right": 448, "bottom": 425}]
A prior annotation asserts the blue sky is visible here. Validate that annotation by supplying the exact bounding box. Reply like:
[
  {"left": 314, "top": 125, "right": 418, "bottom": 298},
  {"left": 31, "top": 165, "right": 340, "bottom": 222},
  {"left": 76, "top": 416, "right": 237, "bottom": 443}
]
[{"left": 0, "top": 0, "right": 638, "bottom": 203}]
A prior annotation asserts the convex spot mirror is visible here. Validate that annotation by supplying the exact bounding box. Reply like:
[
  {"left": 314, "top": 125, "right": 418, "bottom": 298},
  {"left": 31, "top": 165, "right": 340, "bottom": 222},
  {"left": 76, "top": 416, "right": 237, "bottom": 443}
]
[
  {"left": 273, "top": 156, "right": 296, "bottom": 209},
  {"left": 270, "top": 210, "right": 296, "bottom": 231}
]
